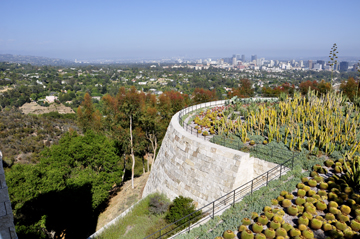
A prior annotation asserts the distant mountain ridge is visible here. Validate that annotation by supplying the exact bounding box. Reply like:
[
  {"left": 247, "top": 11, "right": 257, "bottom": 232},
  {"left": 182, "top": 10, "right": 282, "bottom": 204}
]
[{"left": 0, "top": 54, "right": 74, "bottom": 66}]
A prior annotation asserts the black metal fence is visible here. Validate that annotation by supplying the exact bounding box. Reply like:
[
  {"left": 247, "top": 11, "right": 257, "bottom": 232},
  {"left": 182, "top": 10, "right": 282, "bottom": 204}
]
[{"left": 144, "top": 145, "right": 298, "bottom": 239}]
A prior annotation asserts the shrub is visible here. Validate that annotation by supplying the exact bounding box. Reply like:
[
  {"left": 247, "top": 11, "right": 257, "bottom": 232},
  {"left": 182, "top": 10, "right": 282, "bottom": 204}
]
[
  {"left": 166, "top": 196, "right": 202, "bottom": 225},
  {"left": 148, "top": 194, "right": 170, "bottom": 215}
]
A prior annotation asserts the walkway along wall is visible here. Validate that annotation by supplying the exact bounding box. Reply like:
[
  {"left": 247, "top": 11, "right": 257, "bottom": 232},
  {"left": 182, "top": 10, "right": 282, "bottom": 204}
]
[
  {"left": 0, "top": 151, "right": 18, "bottom": 239},
  {"left": 142, "top": 101, "right": 278, "bottom": 207}
]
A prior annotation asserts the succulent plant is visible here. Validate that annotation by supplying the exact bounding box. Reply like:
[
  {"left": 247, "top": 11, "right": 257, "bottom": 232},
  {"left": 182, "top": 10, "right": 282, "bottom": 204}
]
[
  {"left": 339, "top": 192, "right": 349, "bottom": 201},
  {"left": 355, "top": 209, "right": 360, "bottom": 216},
  {"left": 273, "top": 215, "right": 284, "bottom": 224},
  {"left": 249, "top": 140, "right": 255, "bottom": 146},
  {"left": 258, "top": 215, "right": 269, "bottom": 225},
  {"left": 316, "top": 201, "right": 327, "bottom": 211},
  {"left": 337, "top": 213, "right": 350, "bottom": 222},
  {"left": 344, "top": 186, "right": 353, "bottom": 195},
  {"left": 347, "top": 199, "right": 356, "bottom": 206},
  {"left": 350, "top": 219, "right": 360, "bottom": 232},
  {"left": 308, "top": 179, "right": 317, "bottom": 187},
  {"left": 329, "top": 207, "right": 340, "bottom": 215},
  {"left": 341, "top": 205, "right": 351, "bottom": 215},
  {"left": 325, "top": 159, "right": 334, "bottom": 167},
  {"left": 310, "top": 171, "right": 318, "bottom": 177},
  {"left": 302, "top": 229, "right": 314, "bottom": 239},
  {"left": 313, "top": 175, "right": 324, "bottom": 183},
  {"left": 297, "top": 183, "right": 305, "bottom": 189},
  {"left": 335, "top": 165, "right": 342, "bottom": 173},
  {"left": 310, "top": 218, "right": 323, "bottom": 230},
  {"left": 335, "top": 221, "right": 347, "bottom": 231},
  {"left": 241, "top": 229, "right": 254, "bottom": 239},
  {"left": 312, "top": 194, "right": 320, "bottom": 200},
  {"left": 301, "top": 177, "right": 309, "bottom": 183},
  {"left": 252, "top": 222, "right": 264, "bottom": 234},
  {"left": 335, "top": 197, "right": 344, "bottom": 205},
  {"left": 289, "top": 228, "right": 301, "bottom": 237},
  {"left": 262, "top": 140, "right": 268, "bottom": 145},
  {"left": 330, "top": 229, "right": 344, "bottom": 238},
  {"left": 318, "top": 190, "right": 327, "bottom": 197},
  {"left": 297, "top": 189, "right": 306, "bottom": 197},
  {"left": 319, "top": 182, "right": 328, "bottom": 190},
  {"left": 275, "top": 228, "right": 287, "bottom": 237},
  {"left": 303, "top": 186, "right": 311, "bottom": 192},
  {"left": 242, "top": 218, "right": 252, "bottom": 225},
  {"left": 272, "top": 208, "right": 280, "bottom": 214},
  {"left": 215, "top": 237, "right": 224, "bottom": 239},
  {"left": 282, "top": 199, "right": 292, "bottom": 208},
  {"left": 343, "top": 227, "right": 354, "bottom": 239},
  {"left": 328, "top": 201, "right": 338, "bottom": 208},
  {"left": 298, "top": 224, "right": 307, "bottom": 231},
  {"left": 298, "top": 215, "right": 310, "bottom": 225},
  {"left": 271, "top": 199, "right": 278, "bottom": 205},
  {"left": 302, "top": 212, "right": 313, "bottom": 220},
  {"left": 313, "top": 164, "right": 322, "bottom": 172},
  {"left": 305, "top": 205, "right": 317, "bottom": 215},
  {"left": 323, "top": 223, "right": 333, "bottom": 231},
  {"left": 287, "top": 205, "right": 298, "bottom": 216},
  {"left": 307, "top": 190, "right": 316, "bottom": 197},
  {"left": 297, "top": 205, "right": 305, "bottom": 214},
  {"left": 282, "top": 222, "right": 293, "bottom": 232},
  {"left": 264, "top": 210, "right": 274, "bottom": 220},
  {"left": 295, "top": 197, "right": 306, "bottom": 205},
  {"left": 252, "top": 212, "right": 259, "bottom": 220},
  {"left": 328, "top": 192, "right": 338, "bottom": 200},
  {"left": 276, "top": 209, "right": 285, "bottom": 216},
  {"left": 280, "top": 191, "right": 288, "bottom": 196},
  {"left": 223, "top": 230, "right": 236, "bottom": 239},
  {"left": 305, "top": 197, "right": 316, "bottom": 203},
  {"left": 254, "top": 233, "right": 266, "bottom": 239},
  {"left": 277, "top": 196, "right": 284, "bottom": 202},
  {"left": 269, "top": 220, "right": 281, "bottom": 230},
  {"left": 325, "top": 213, "right": 335, "bottom": 220},
  {"left": 239, "top": 225, "right": 247, "bottom": 232},
  {"left": 285, "top": 194, "right": 294, "bottom": 200},
  {"left": 264, "top": 206, "right": 272, "bottom": 212},
  {"left": 264, "top": 228, "right": 276, "bottom": 239},
  {"left": 318, "top": 167, "right": 328, "bottom": 174}
]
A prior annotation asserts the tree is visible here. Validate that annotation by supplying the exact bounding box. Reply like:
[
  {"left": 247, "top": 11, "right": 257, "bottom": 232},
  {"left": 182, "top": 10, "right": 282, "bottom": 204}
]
[
  {"left": 77, "top": 93, "right": 102, "bottom": 132},
  {"left": 229, "top": 79, "right": 254, "bottom": 98},
  {"left": 192, "top": 88, "right": 217, "bottom": 104},
  {"left": 103, "top": 86, "right": 145, "bottom": 189},
  {"left": 340, "top": 77, "right": 359, "bottom": 101}
]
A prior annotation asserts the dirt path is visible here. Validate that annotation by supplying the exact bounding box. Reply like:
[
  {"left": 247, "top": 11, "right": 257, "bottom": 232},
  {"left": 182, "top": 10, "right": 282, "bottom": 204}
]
[{"left": 96, "top": 172, "right": 150, "bottom": 231}]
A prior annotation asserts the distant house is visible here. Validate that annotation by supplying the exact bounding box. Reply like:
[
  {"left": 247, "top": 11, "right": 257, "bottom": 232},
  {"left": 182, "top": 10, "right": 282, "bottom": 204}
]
[
  {"left": 45, "top": 96, "right": 58, "bottom": 103},
  {"left": 92, "top": 96, "right": 101, "bottom": 101},
  {"left": 138, "top": 82, "right": 147, "bottom": 85}
]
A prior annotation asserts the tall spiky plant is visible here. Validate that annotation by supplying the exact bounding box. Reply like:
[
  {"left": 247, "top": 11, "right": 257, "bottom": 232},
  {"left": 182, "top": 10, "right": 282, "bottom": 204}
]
[{"left": 328, "top": 43, "right": 338, "bottom": 82}]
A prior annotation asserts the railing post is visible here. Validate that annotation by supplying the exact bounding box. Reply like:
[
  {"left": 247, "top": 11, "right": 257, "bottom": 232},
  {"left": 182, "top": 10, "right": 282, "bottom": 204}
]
[
  {"left": 188, "top": 219, "right": 191, "bottom": 233},
  {"left": 266, "top": 171, "right": 269, "bottom": 186},
  {"left": 251, "top": 180, "right": 253, "bottom": 194},
  {"left": 213, "top": 201, "right": 215, "bottom": 219},
  {"left": 233, "top": 190, "right": 235, "bottom": 206}
]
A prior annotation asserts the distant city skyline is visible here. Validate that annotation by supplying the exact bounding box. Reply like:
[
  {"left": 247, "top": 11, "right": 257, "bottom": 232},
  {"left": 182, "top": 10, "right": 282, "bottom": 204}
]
[{"left": 1, "top": 0, "right": 360, "bottom": 60}]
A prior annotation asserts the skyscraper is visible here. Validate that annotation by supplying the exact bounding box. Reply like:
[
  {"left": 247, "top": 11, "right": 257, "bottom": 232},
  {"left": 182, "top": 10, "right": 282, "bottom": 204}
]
[
  {"left": 236, "top": 54, "right": 240, "bottom": 60},
  {"left": 308, "top": 60, "right": 313, "bottom": 69},
  {"left": 241, "top": 55, "right": 245, "bottom": 62},
  {"left": 340, "top": 61, "right": 349, "bottom": 72},
  {"left": 251, "top": 55, "right": 257, "bottom": 62},
  {"left": 317, "top": 60, "right": 325, "bottom": 69}
]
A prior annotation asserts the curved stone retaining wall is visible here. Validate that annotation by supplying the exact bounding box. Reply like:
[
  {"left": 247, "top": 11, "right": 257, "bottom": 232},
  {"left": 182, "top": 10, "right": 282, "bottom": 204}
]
[
  {"left": 142, "top": 101, "right": 277, "bottom": 207},
  {"left": 0, "top": 152, "right": 18, "bottom": 239}
]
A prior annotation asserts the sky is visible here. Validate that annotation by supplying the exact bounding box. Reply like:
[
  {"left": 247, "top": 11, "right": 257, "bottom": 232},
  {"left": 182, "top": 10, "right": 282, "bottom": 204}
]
[{"left": 1, "top": 0, "right": 360, "bottom": 60}]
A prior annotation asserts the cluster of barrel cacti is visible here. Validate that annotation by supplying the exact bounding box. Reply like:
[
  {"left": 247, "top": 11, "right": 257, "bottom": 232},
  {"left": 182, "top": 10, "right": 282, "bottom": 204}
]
[
  {"left": 214, "top": 157, "right": 360, "bottom": 239},
  {"left": 207, "top": 90, "right": 360, "bottom": 153}
]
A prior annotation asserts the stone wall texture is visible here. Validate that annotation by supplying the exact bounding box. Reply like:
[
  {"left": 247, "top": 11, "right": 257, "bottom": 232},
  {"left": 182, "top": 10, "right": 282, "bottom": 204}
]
[
  {"left": 0, "top": 152, "right": 18, "bottom": 239},
  {"left": 142, "top": 101, "right": 276, "bottom": 207}
]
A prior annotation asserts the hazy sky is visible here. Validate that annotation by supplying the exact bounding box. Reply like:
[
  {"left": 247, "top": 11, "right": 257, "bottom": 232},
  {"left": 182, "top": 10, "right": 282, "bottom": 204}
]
[{"left": 1, "top": 0, "right": 359, "bottom": 60}]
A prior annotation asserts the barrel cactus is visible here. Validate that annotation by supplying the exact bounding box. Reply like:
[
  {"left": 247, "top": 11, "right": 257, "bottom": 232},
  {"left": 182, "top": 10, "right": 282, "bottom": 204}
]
[
  {"left": 241, "top": 229, "right": 254, "bottom": 239},
  {"left": 223, "top": 230, "right": 236, "bottom": 239},
  {"left": 242, "top": 218, "right": 252, "bottom": 225},
  {"left": 297, "top": 189, "right": 306, "bottom": 197},
  {"left": 308, "top": 179, "right": 317, "bottom": 187},
  {"left": 302, "top": 229, "right": 314, "bottom": 239},
  {"left": 254, "top": 233, "right": 266, "bottom": 239},
  {"left": 264, "top": 228, "right": 276, "bottom": 239},
  {"left": 316, "top": 201, "right": 327, "bottom": 211},
  {"left": 323, "top": 223, "right": 333, "bottom": 231},
  {"left": 340, "top": 205, "right": 351, "bottom": 215},
  {"left": 325, "top": 213, "right": 335, "bottom": 221},
  {"left": 258, "top": 215, "right": 268, "bottom": 225},
  {"left": 335, "top": 221, "right": 347, "bottom": 231},
  {"left": 289, "top": 228, "right": 301, "bottom": 237},
  {"left": 298, "top": 215, "right": 309, "bottom": 226},
  {"left": 269, "top": 220, "right": 281, "bottom": 230},
  {"left": 310, "top": 218, "right": 323, "bottom": 230},
  {"left": 282, "top": 199, "right": 292, "bottom": 208},
  {"left": 282, "top": 222, "right": 293, "bottom": 232},
  {"left": 275, "top": 228, "right": 287, "bottom": 237},
  {"left": 350, "top": 219, "right": 360, "bottom": 232},
  {"left": 287, "top": 205, "right": 298, "bottom": 216},
  {"left": 252, "top": 222, "right": 264, "bottom": 234}
]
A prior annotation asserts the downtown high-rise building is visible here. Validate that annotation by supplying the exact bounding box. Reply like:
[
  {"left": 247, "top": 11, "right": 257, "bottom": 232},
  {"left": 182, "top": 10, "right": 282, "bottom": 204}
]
[
  {"left": 340, "top": 61, "right": 349, "bottom": 71},
  {"left": 308, "top": 60, "right": 313, "bottom": 69},
  {"left": 251, "top": 55, "right": 257, "bottom": 62},
  {"left": 241, "top": 55, "right": 245, "bottom": 62}
]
